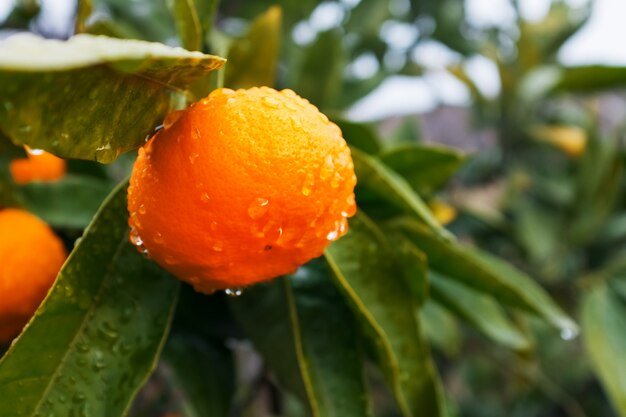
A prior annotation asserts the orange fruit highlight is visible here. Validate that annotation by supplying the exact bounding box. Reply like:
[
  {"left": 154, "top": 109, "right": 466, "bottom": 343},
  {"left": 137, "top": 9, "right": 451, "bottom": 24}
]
[
  {"left": 128, "top": 87, "right": 357, "bottom": 293},
  {"left": 9, "top": 147, "right": 66, "bottom": 184},
  {"left": 0, "top": 209, "right": 66, "bottom": 344}
]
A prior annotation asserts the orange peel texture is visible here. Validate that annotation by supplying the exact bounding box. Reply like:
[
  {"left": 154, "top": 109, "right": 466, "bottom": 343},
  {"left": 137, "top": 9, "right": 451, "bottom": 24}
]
[
  {"left": 0, "top": 209, "right": 66, "bottom": 344},
  {"left": 128, "top": 87, "right": 357, "bottom": 293}
]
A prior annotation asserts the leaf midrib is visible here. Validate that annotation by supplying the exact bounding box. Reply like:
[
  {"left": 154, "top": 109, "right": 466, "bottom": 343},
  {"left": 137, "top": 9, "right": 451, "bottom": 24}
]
[
  {"left": 324, "top": 251, "right": 414, "bottom": 417},
  {"left": 30, "top": 233, "right": 127, "bottom": 417}
]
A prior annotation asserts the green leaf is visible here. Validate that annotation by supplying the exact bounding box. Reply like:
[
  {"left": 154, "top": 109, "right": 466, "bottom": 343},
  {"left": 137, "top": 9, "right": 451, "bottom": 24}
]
[
  {"left": 582, "top": 284, "right": 626, "bottom": 417},
  {"left": 325, "top": 213, "right": 447, "bottom": 417},
  {"left": 351, "top": 147, "right": 453, "bottom": 240},
  {"left": 0, "top": 34, "right": 225, "bottom": 163},
  {"left": 168, "top": 0, "right": 203, "bottom": 51},
  {"left": 292, "top": 29, "right": 346, "bottom": 111},
  {"left": 0, "top": 129, "right": 26, "bottom": 160},
  {"left": 430, "top": 272, "right": 531, "bottom": 351},
  {"left": 162, "top": 335, "right": 235, "bottom": 417},
  {"left": 554, "top": 66, "right": 626, "bottom": 93},
  {"left": 420, "top": 301, "right": 461, "bottom": 356},
  {"left": 18, "top": 175, "right": 114, "bottom": 229},
  {"left": 230, "top": 260, "right": 370, "bottom": 417},
  {"left": 225, "top": 6, "right": 282, "bottom": 89},
  {"left": 380, "top": 144, "right": 465, "bottom": 195},
  {"left": 0, "top": 181, "right": 180, "bottom": 417},
  {"left": 395, "top": 220, "right": 578, "bottom": 335},
  {"left": 332, "top": 118, "right": 381, "bottom": 155},
  {"left": 88, "top": 0, "right": 177, "bottom": 43}
]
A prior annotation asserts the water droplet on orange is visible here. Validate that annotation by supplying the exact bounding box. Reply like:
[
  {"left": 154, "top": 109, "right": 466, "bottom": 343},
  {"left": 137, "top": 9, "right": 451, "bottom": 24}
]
[
  {"left": 154, "top": 232, "right": 165, "bottom": 245},
  {"left": 261, "top": 96, "right": 280, "bottom": 108},
  {"left": 247, "top": 198, "right": 269, "bottom": 219},
  {"left": 320, "top": 154, "right": 335, "bottom": 180},
  {"left": 163, "top": 110, "right": 184, "bottom": 129}
]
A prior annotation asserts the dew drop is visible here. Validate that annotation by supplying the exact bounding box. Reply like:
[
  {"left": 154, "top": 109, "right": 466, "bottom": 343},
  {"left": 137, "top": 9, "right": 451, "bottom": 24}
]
[
  {"left": 94, "top": 144, "right": 115, "bottom": 163},
  {"left": 261, "top": 96, "right": 280, "bottom": 108},
  {"left": 28, "top": 148, "right": 45, "bottom": 156},
  {"left": 327, "top": 230, "right": 339, "bottom": 241},
  {"left": 289, "top": 115, "right": 301, "bottom": 130},
  {"left": 138, "top": 204, "right": 146, "bottom": 215},
  {"left": 210, "top": 221, "right": 218, "bottom": 231},
  {"left": 248, "top": 198, "right": 269, "bottom": 219},
  {"left": 338, "top": 218, "right": 348, "bottom": 236},
  {"left": 153, "top": 232, "right": 164, "bottom": 245},
  {"left": 201, "top": 193, "right": 211, "bottom": 203},
  {"left": 163, "top": 109, "right": 183, "bottom": 129},
  {"left": 320, "top": 154, "right": 335, "bottom": 181},
  {"left": 560, "top": 327, "right": 578, "bottom": 341},
  {"left": 250, "top": 223, "right": 265, "bottom": 238},
  {"left": 191, "top": 127, "right": 201, "bottom": 140},
  {"left": 129, "top": 228, "right": 143, "bottom": 247},
  {"left": 330, "top": 172, "right": 343, "bottom": 189},
  {"left": 189, "top": 152, "right": 200, "bottom": 164},
  {"left": 225, "top": 287, "right": 244, "bottom": 297},
  {"left": 212, "top": 242, "right": 224, "bottom": 252},
  {"left": 302, "top": 173, "right": 315, "bottom": 196},
  {"left": 345, "top": 194, "right": 357, "bottom": 216}
]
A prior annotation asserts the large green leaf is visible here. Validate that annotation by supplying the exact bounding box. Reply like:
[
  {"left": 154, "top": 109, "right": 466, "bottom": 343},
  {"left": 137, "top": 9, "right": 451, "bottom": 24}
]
[
  {"left": 167, "top": 0, "right": 203, "bottom": 51},
  {"left": 325, "top": 213, "right": 446, "bottom": 417},
  {"left": 0, "top": 181, "right": 180, "bottom": 417},
  {"left": 230, "top": 260, "right": 370, "bottom": 417},
  {"left": 430, "top": 272, "right": 531, "bottom": 351},
  {"left": 87, "top": 0, "right": 177, "bottom": 43},
  {"left": 379, "top": 144, "right": 465, "bottom": 195},
  {"left": 292, "top": 29, "right": 346, "bottom": 111},
  {"left": 18, "top": 175, "right": 114, "bottom": 229},
  {"left": 395, "top": 220, "right": 578, "bottom": 336},
  {"left": 553, "top": 66, "right": 626, "bottom": 93},
  {"left": 161, "top": 335, "right": 235, "bottom": 417},
  {"left": 224, "top": 6, "right": 282, "bottom": 89},
  {"left": 582, "top": 283, "right": 626, "bottom": 417},
  {"left": 351, "top": 147, "right": 453, "bottom": 240},
  {"left": 0, "top": 34, "right": 225, "bottom": 163}
]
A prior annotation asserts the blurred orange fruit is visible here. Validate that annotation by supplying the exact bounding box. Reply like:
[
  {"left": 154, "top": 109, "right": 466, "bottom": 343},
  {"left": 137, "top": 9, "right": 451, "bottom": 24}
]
[
  {"left": 9, "top": 147, "right": 66, "bottom": 184},
  {"left": 0, "top": 209, "right": 66, "bottom": 344},
  {"left": 128, "top": 87, "right": 357, "bottom": 293}
]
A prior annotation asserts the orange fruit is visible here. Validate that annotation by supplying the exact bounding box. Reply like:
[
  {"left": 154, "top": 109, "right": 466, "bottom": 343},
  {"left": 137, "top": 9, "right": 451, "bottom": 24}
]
[
  {"left": 9, "top": 147, "right": 66, "bottom": 184},
  {"left": 128, "top": 87, "right": 357, "bottom": 293},
  {"left": 0, "top": 209, "right": 66, "bottom": 344}
]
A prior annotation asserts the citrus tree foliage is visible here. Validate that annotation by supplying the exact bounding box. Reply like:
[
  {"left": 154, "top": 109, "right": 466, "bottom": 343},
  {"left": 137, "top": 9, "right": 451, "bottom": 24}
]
[{"left": 2, "top": 1, "right": 625, "bottom": 416}]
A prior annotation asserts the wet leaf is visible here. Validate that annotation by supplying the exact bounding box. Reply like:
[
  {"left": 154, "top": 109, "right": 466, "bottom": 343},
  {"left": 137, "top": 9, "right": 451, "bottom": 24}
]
[
  {"left": 168, "top": 0, "right": 203, "bottom": 51},
  {"left": 582, "top": 284, "right": 626, "bottom": 417},
  {"left": 395, "top": 219, "right": 578, "bottom": 335},
  {"left": 230, "top": 260, "right": 370, "bottom": 417},
  {"left": 0, "top": 34, "right": 225, "bottom": 162},
  {"left": 225, "top": 6, "right": 282, "bottom": 89},
  {"left": 352, "top": 147, "right": 453, "bottom": 241},
  {"left": 0, "top": 181, "right": 180, "bottom": 417},
  {"left": 380, "top": 144, "right": 465, "bottom": 195},
  {"left": 325, "top": 213, "right": 447, "bottom": 417},
  {"left": 162, "top": 335, "right": 235, "bottom": 417},
  {"left": 430, "top": 272, "right": 531, "bottom": 351}
]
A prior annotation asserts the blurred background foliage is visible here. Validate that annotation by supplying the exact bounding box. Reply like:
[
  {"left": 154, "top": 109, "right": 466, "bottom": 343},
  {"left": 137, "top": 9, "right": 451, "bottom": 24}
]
[{"left": 2, "top": 0, "right": 626, "bottom": 416}]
